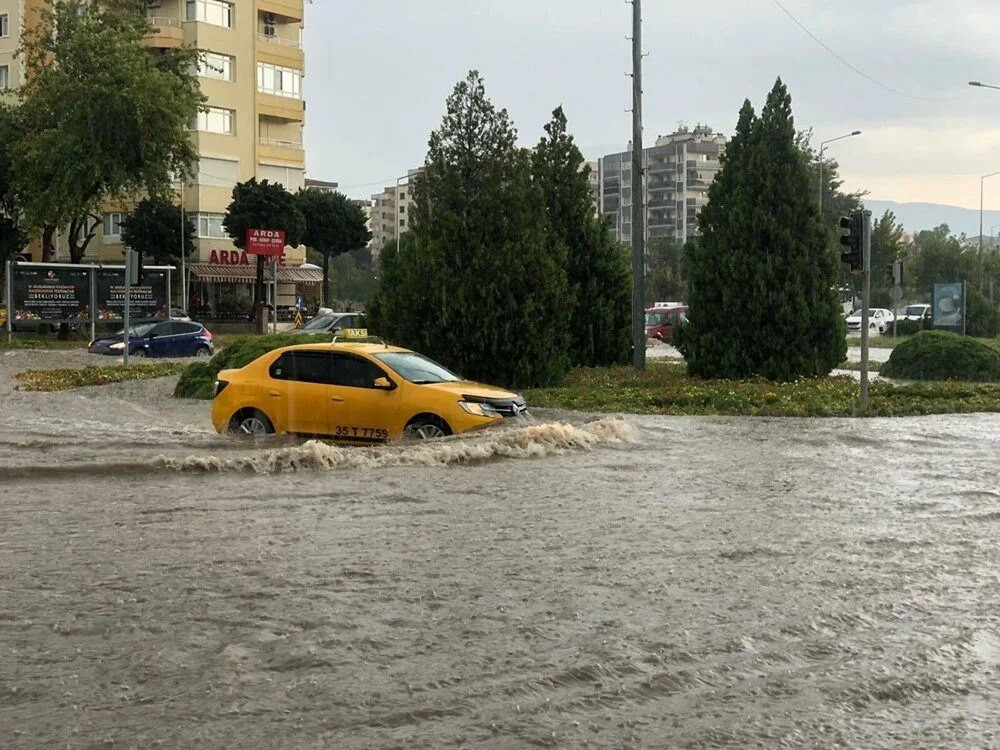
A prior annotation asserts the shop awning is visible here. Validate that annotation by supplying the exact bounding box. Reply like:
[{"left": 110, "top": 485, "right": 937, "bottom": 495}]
[{"left": 188, "top": 263, "right": 324, "bottom": 285}]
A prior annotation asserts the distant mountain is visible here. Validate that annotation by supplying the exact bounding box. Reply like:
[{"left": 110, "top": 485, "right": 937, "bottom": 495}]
[{"left": 863, "top": 200, "right": 1000, "bottom": 239}]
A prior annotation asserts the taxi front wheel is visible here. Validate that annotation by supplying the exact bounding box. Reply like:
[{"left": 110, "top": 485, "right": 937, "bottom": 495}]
[
  {"left": 229, "top": 409, "right": 274, "bottom": 436},
  {"left": 403, "top": 416, "right": 450, "bottom": 440}
]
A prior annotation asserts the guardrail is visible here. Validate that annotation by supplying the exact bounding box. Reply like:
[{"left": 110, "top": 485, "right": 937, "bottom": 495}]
[
  {"left": 259, "top": 137, "right": 304, "bottom": 149},
  {"left": 258, "top": 33, "right": 302, "bottom": 48},
  {"left": 147, "top": 16, "right": 182, "bottom": 28}
]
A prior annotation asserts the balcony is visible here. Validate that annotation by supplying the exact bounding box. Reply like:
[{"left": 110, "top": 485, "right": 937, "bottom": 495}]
[
  {"left": 257, "top": 93, "right": 304, "bottom": 122},
  {"left": 258, "top": 137, "right": 305, "bottom": 164},
  {"left": 143, "top": 17, "right": 184, "bottom": 49},
  {"left": 258, "top": 0, "right": 303, "bottom": 22},
  {"left": 257, "top": 32, "right": 304, "bottom": 68}
]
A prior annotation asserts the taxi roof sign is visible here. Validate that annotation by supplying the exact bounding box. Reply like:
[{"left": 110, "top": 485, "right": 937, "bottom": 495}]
[{"left": 341, "top": 328, "right": 368, "bottom": 339}]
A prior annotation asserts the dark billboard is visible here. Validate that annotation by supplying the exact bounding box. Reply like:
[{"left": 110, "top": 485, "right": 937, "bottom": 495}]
[
  {"left": 94, "top": 268, "right": 170, "bottom": 321},
  {"left": 10, "top": 266, "right": 91, "bottom": 323}
]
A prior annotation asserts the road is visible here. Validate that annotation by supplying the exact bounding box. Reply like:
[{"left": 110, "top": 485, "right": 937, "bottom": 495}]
[{"left": 1, "top": 349, "right": 997, "bottom": 748}]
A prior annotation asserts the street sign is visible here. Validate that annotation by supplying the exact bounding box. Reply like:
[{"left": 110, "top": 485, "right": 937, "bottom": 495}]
[
  {"left": 890, "top": 284, "right": 903, "bottom": 303},
  {"left": 246, "top": 229, "right": 286, "bottom": 256}
]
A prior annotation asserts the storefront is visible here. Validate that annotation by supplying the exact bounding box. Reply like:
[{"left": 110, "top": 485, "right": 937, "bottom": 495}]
[{"left": 187, "top": 249, "right": 323, "bottom": 320}]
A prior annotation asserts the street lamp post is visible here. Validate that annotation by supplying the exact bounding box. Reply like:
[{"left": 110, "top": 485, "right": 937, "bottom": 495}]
[
  {"left": 818, "top": 131, "right": 862, "bottom": 215},
  {"left": 980, "top": 171, "right": 1000, "bottom": 286}
]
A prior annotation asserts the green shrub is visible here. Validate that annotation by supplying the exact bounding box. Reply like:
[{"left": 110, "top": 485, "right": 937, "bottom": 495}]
[
  {"left": 173, "top": 333, "right": 317, "bottom": 399},
  {"left": 881, "top": 330, "right": 1000, "bottom": 382},
  {"left": 894, "top": 319, "right": 923, "bottom": 337}
]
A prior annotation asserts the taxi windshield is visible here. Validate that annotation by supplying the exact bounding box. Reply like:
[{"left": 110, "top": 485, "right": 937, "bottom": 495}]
[{"left": 374, "top": 352, "right": 462, "bottom": 384}]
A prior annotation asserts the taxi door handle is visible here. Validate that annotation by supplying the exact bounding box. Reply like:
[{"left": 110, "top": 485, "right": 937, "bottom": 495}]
[
  {"left": 268, "top": 390, "right": 282, "bottom": 398},
  {"left": 330, "top": 396, "right": 344, "bottom": 403}
]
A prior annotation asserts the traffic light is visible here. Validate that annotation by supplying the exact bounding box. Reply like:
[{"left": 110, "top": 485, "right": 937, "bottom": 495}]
[{"left": 839, "top": 213, "right": 862, "bottom": 273}]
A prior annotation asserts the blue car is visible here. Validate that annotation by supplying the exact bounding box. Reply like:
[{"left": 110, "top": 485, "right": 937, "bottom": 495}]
[{"left": 89, "top": 320, "right": 214, "bottom": 359}]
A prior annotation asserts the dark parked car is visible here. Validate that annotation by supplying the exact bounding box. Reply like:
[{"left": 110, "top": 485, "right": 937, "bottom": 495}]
[{"left": 89, "top": 320, "right": 214, "bottom": 359}]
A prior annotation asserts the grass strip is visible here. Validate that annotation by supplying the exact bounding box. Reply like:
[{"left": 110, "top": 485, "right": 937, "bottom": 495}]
[
  {"left": 524, "top": 362, "right": 1000, "bottom": 417},
  {"left": 15, "top": 363, "right": 188, "bottom": 392}
]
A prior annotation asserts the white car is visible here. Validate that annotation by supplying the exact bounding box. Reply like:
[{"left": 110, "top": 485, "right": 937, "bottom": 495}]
[
  {"left": 899, "top": 304, "right": 931, "bottom": 323},
  {"left": 846, "top": 308, "right": 895, "bottom": 334}
]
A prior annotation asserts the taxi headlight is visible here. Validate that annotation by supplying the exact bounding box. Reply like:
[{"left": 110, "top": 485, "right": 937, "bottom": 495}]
[
  {"left": 459, "top": 401, "right": 498, "bottom": 417},
  {"left": 109, "top": 342, "right": 125, "bottom": 350}
]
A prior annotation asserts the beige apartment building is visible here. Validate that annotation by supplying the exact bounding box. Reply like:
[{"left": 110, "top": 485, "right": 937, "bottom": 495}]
[
  {"left": 1, "top": 0, "right": 313, "bottom": 294},
  {"left": 369, "top": 168, "right": 422, "bottom": 260}
]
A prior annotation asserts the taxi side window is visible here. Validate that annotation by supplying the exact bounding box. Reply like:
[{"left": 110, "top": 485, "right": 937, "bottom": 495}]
[
  {"left": 330, "top": 354, "right": 386, "bottom": 389},
  {"left": 270, "top": 352, "right": 332, "bottom": 384}
]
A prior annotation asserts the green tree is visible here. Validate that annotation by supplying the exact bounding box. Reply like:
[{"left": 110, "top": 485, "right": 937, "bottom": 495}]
[
  {"left": 869, "top": 210, "right": 905, "bottom": 308},
  {"left": 645, "top": 237, "right": 690, "bottom": 304},
  {"left": 222, "top": 179, "right": 305, "bottom": 319},
  {"left": 0, "top": 104, "right": 27, "bottom": 270},
  {"left": 296, "top": 188, "right": 372, "bottom": 307},
  {"left": 684, "top": 79, "right": 846, "bottom": 380},
  {"left": 371, "top": 71, "right": 570, "bottom": 387},
  {"left": 120, "top": 197, "right": 196, "bottom": 279},
  {"left": 532, "top": 106, "right": 628, "bottom": 366},
  {"left": 13, "top": 0, "right": 202, "bottom": 262}
]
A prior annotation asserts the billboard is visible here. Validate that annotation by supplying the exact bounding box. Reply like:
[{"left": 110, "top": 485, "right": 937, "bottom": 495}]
[
  {"left": 933, "top": 282, "right": 965, "bottom": 328},
  {"left": 10, "top": 266, "right": 91, "bottom": 323},
  {"left": 246, "top": 229, "right": 286, "bottom": 257},
  {"left": 94, "top": 268, "right": 170, "bottom": 321}
]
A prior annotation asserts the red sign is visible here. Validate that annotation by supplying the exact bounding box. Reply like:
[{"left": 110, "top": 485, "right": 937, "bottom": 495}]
[
  {"left": 209, "top": 249, "right": 286, "bottom": 266},
  {"left": 246, "top": 228, "right": 286, "bottom": 256}
]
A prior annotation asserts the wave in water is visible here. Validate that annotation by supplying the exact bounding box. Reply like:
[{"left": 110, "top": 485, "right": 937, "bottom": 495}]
[{"left": 161, "top": 418, "right": 637, "bottom": 475}]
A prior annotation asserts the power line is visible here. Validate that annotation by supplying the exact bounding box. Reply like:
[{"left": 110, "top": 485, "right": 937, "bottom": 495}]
[{"left": 769, "top": 0, "right": 963, "bottom": 103}]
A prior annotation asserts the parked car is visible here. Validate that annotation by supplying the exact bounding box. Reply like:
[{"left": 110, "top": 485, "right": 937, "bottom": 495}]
[
  {"left": 845, "top": 308, "right": 895, "bottom": 334},
  {"left": 212, "top": 341, "right": 526, "bottom": 440},
  {"left": 899, "top": 304, "right": 931, "bottom": 323},
  {"left": 89, "top": 320, "right": 214, "bottom": 358},
  {"left": 645, "top": 305, "right": 687, "bottom": 342},
  {"left": 299, "top": 312, "right": 367, "bottom": 336}
]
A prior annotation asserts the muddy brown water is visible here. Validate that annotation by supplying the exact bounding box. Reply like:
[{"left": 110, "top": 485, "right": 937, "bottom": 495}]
[{"left": 1, "top": 349, "right": 998, "bottom": 748}]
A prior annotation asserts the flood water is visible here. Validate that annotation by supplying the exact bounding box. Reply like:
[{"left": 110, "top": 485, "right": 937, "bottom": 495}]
[{"left": 1, "top": 350, "right": 998, "bottom": 748}]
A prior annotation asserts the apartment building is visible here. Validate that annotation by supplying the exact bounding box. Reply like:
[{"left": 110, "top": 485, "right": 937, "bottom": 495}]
[
  {"left": 2, "top": 0, "right": 310, "bottom": 273},
  {"left": 369, "top": 168, "right": 422, "bottom": 259},
  {"left": 598, "top": 124, "right": 727, "bottom": 246},
  {"left": 584, "top": 160, "right": 600, "bottom": 215}
]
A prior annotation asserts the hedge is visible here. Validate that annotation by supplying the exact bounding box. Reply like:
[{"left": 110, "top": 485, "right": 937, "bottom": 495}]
[{"left": 880, "top": 330, "right": 1000, "bottom": 382}]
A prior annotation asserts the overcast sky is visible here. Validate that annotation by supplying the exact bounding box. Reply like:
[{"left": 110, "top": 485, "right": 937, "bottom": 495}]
[{"left": 303, "top": 0, "right": 1000, "bottom": 211}]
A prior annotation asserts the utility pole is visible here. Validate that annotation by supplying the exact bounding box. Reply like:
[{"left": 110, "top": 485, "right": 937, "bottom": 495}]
[
  {"left": 630, "top": 0, "right": 645, "bottom": 370},
  {"left": 860, "top": 209, "right": 872, "bottom": 412},
  {"left": 180, "top": 180, "right": 187, "bottom": 313}
]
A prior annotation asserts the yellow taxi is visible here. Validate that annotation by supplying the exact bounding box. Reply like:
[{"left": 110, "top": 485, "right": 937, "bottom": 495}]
[{"left": 211, "top": 341, "right": 527, "bottom": 441}]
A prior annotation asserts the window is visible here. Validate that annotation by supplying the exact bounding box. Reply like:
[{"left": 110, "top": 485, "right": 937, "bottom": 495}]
[
  {"left": 269, "top": 352, "right": 332, "bottom": 384},
  {"left": 191, "top": 213, "right": 227, "bottom": 239},
  {"left": 186, "top": 0, "right": 233, "bottom": 28},
  {"left": 398, "top": 205, "right": 405, "bottom": 214},
  {"left": 0, "top": 66, "right": 8, "bottom": 91},
  {"left": 399, "top": 192, "right": 405, "bottom": 200},
  {"left": 193, "top": 51, "right": 234, "bottom": 81},
  {"left": 103, "top": 212, "right": 123, "bottom": 240},
  {"left": 195, "top": 157, "right": 239, "bottom": 187},
  {"left": 400, "top": 219, "right": 406, "bottom": 227},
  {"left": 330, "top": 355, "right": 388, "bottom": 389},
  {"left": 256, "top": 62, "right": 301, "bottom": 99},
  {"left": 190, "top": 107, "right": 234, "bottom": 135},
  {"left": 0, "top": 14, "right": 8, "bottom": 38},
  {"left": 258, "top": 164, "right": 304, "bottom": 190}
]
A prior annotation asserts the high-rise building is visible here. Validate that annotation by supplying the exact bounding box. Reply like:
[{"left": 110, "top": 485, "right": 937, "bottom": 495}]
[
  {"left": 1, "top": 0, "right": 310, "bottom": 272},
  {"left": 598, "top": 124, "right": 727, "bottom": 246},
  {"left": 369, "top": 168, "right": 422, "bottom": 258}
]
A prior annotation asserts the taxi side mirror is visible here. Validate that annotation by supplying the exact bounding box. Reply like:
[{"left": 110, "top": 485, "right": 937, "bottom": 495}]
[{"left": 373, "top": 376, "right": 394, "bottom": 390}]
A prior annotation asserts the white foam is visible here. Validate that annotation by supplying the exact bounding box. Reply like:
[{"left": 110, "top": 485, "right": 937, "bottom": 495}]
[{"left": 160, "top": 418, "right": 637, "bottom": 475}]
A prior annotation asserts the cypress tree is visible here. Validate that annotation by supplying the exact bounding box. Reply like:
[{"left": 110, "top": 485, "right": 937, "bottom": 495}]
[
  {"left": 533, "top": 107, "right": 630, "bottom": 366},
  {"left": 685, "top": 79, "right": 846, "bottom": 380},
  {"left": 373, "top": 72, "right": 571, "bottom": 387}
]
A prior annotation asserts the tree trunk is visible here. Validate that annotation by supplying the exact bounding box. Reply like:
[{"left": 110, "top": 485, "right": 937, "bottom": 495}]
[
  {"left": 322, "top": 250, "right": 330, "bottom": 307},
  {"left": 41, "top": 225, "right": 56, "bottom": 263}
]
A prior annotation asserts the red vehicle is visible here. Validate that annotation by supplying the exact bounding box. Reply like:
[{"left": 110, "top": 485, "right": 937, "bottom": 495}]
[{"left": 645, "top": 304, "right": 688, "bottom": 342}]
